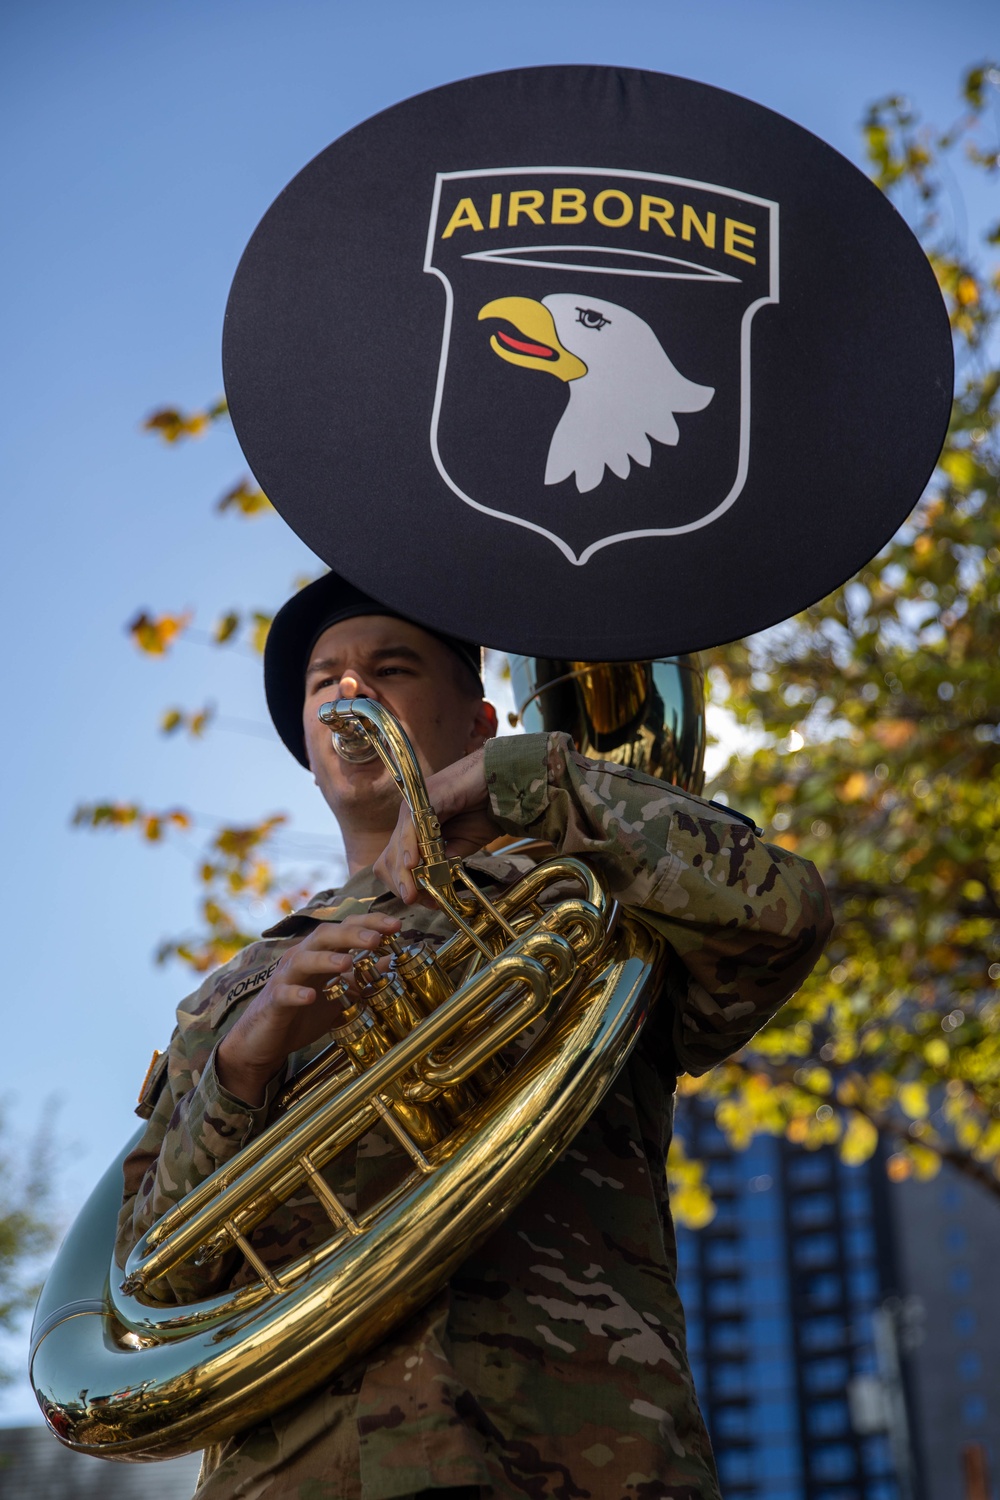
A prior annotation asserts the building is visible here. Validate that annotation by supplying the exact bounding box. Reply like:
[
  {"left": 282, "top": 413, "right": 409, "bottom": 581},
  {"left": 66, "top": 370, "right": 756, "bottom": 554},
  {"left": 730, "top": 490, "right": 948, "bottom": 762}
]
[
  {"left": 0, "top": 1424, "right": 200, "bottom": 1498},
  {"left": 675, "top": 1100, "right": 999, "bottom": 1500},
  {"left": 892, "top": 1168, "right": 999, "bottom": 1500},
  {"left": 676, "top": 1102, "right": 914, "bottom": 1500}
]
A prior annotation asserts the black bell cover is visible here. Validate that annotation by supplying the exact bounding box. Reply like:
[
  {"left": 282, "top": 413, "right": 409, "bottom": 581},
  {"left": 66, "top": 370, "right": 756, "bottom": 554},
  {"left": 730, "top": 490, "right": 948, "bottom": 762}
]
[{"left": 223, "top": 66, "right": 953, "bottom": 660}]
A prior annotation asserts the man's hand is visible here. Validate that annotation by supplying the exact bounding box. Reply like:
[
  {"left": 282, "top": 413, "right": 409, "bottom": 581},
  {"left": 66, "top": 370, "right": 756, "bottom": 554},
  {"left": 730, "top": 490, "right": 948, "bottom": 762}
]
[
  {"left": 373, "top": 746, "right": 502, "bottom": 905},
  {"left": 216, "top": 912, "right": 402, "bottom": 1106}
]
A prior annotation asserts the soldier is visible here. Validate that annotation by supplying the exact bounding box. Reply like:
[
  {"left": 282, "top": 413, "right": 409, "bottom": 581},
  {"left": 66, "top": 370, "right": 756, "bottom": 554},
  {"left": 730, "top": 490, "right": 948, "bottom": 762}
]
[{"left": 117, "top": 570, "right": 832, "bottom": 1500}]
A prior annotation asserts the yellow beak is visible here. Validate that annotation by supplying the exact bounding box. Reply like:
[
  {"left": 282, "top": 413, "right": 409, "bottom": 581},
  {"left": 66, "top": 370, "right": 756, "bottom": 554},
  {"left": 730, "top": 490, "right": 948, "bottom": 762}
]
[{"left": 478, "top": 297, "right": 587, "bottom": 383}]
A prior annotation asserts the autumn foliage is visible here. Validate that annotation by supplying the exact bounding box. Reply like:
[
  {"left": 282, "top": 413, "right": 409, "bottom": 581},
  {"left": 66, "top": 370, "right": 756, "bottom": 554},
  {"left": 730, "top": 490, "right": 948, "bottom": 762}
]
[{"left": 680, "top": 64, "right": 1000, "bottom": 1208}]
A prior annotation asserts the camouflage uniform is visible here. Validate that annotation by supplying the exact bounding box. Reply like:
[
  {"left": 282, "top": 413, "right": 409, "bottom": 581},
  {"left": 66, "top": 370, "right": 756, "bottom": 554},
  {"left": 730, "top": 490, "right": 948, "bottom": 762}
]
[{"left": 118, "top": 732, "right": 831, "bottom": 1500}]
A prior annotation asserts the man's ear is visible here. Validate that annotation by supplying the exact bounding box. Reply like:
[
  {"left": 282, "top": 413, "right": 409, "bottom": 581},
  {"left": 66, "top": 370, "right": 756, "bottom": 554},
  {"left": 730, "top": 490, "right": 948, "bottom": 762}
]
[{"left": 468, "top": 699, "right": 499, "bottom": 750}]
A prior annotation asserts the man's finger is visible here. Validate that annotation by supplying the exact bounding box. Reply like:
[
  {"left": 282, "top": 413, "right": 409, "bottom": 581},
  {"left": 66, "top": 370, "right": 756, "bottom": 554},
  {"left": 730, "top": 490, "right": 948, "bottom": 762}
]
[{"left": 290, "top": 950, "right": 354, "bottom": 977}]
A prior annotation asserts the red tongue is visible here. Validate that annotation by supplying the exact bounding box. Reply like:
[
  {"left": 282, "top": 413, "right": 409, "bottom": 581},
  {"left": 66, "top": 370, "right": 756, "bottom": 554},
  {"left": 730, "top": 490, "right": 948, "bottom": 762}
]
[{"left": 497, "top": 329, "right": 554, "bottom": 359}]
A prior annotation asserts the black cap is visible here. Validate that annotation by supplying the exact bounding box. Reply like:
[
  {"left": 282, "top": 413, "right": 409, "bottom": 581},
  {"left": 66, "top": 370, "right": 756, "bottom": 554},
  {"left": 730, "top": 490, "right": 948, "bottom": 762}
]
[{"left": 264, "top": 571, "right": 484, "bottom": 768}]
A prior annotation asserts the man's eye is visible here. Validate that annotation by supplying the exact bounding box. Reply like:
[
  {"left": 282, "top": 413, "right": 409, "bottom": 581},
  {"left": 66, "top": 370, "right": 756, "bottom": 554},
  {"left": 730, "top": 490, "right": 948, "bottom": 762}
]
[{"left": 576, "top": 307, "right": 610, "bottom": 331}]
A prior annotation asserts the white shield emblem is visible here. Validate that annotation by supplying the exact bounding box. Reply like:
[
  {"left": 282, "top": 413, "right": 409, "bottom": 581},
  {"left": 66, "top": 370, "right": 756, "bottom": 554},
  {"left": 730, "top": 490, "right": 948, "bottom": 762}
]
[{"left": 425, "top": 167, "right": 778, "bottom": 565}]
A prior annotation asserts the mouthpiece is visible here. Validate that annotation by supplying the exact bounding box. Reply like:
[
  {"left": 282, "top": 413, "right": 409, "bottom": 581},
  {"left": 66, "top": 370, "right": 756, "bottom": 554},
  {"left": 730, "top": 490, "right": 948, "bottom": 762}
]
[{"left": 318, "top": 699, "right": 380, "bottom": 763}]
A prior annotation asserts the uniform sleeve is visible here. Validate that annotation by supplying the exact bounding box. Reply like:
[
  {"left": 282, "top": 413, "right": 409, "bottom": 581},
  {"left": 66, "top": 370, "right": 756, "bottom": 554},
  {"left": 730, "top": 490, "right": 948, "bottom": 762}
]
[
  {"left": 115, "top": 973, "right": 281, "bottom": 1304},
  {"left": 484, "top": 732, "right": 833, "bottom": 1075}
]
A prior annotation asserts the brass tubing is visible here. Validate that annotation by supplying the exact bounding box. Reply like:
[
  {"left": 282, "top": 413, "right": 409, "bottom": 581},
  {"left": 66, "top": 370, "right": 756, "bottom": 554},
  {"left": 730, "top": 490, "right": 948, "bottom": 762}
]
[
  {"left": 277, "top": 1044, "right": 352, "bottom": 1113},
  {"left": 31, "top": 919, "right": 664, "bottom": 1457},
  {"left": 434, "top": 856, "right": 605, "bottom": 971},
  {"left": 418, "top": 972, "right": 547, "bottom": 1087},
  {"left": 300, "top": 1160, "right": 361, "bottom": 1236},
  {"left": 145, "top": 1057, "right": 359, "bottom": 1252},
  {"left": 454, "top": 866, "right": 519, "bottom": 941},
  {"left": 224, "top": 1224, "right": 282, "bottom": 1295},
  {"left": 122, "top": 941, "right": 562, "bottom": 1294}
]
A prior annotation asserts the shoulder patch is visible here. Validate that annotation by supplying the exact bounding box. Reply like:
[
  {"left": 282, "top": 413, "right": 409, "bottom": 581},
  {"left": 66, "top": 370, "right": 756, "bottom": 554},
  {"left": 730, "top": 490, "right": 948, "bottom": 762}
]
[{"left": 135, "top": 1048, "right": 169, "bottom": 1120}]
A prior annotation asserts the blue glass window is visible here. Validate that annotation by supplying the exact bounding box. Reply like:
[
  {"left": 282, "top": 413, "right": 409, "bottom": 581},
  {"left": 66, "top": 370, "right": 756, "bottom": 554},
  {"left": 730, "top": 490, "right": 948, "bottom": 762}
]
[
  {"left": 950, "top": 1267, "right": 972, "bottom": 1294},
  {"left": 862, "top": 1434, "right": 893, "bottom": 1474},
  {"left": 810, "top": 1442, "right": 856, "bottom": 1481},
  {"left": 795, "top": 1232, "right": 838, "bottom": 1267},
  {"left": 717, "top": 1449, "right": 753, "bottom": 1484},
  {"left": 713, "top": 1362, "right": 749, "bottom": 1396},
  {"left": 806, "top": 1272, "right": 843, "bottom": 1306},
  {"left": 800, "top": 1316, "right": 844, "bottom": 1351},
  {"left": 848, "top": 1266, "right": 879, "bottom": 1302},
  {"left": 714, "top": 1405, "right": 750, "bottom": 1437},
  {"left": 840, "top": 1182, "right": 870, "bottom": 1219},
  {"left": 845, "top": 1224, "right": 875, "bottom": 1260},
  {"left": 958, "top": 1351, "right": 983, "bottom": 1380},
  {"left": 757, "top": 1448, "right": 800, "bottom": 1480},
  {"left": 787, "top": 1153, "right": 831, "bottom": 1187},
  {"left": 706, "top": 1238, "right": 741, "bottom": 1271},
  {"left": 947, "top": 1225, "right": 969, "bottom": 1253},
  {"left": 710, "top": 1322, "right": 746, "bottom": 1353},
  {"left": 804, "top": 1356, "right": 850, "bottom": 1391},
  {"left": 868, "top": 1482, "right": 901, "bottom": 1500},
  {"left": 708, "top": 1279, "right": 743, "bottom": 1312},
  {"left": 807, "top": 1399, "right": 848, "bottom": 1436},
  {"left": 791, "top": 1191, "right": 835, "bottom": 1227},
  {"left": 962, "top": 1393, "right": 987, "bottom": 1425},
  {"left": 754, "top": 1401, "right": 797, "bottom": 1435},
  {"left": 953, "top": 1308, "right": 976, "bottom": 1337}
]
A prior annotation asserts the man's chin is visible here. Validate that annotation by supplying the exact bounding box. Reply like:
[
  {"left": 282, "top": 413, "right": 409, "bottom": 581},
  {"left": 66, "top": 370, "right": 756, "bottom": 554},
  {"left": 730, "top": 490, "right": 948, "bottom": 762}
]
[{"left": 317, "top": 759, "right": 401, "bottom": 816}]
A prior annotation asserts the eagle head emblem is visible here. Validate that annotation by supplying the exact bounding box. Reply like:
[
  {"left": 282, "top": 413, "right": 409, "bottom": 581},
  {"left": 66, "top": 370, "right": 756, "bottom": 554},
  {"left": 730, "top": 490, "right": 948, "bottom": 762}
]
[{"left": 479, "top": 293, "right": 715, "bottom": 494}]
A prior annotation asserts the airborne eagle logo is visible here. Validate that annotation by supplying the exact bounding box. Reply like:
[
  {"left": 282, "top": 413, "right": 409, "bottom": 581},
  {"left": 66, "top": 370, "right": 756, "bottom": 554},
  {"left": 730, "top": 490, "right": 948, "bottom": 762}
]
[
  {"left": 480, "top": 293, "right": 715, "bottom": 494},
  {"left": 425, "top": 167, "right": 779, "bottom": 566}
]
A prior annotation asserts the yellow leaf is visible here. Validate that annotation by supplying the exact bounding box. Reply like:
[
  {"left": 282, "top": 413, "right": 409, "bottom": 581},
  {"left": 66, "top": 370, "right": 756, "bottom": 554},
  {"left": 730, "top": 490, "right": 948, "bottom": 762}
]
[
  {"left": 128, "top": 609, "right": 192, "bottom": 656},
  {"left": 840, "top": 772, "right": 869, "bottom": 802},
  {"left": 216, "top": 479, "right": 273, "bottom": 518},
  {"left": 840, "top": 1112, "right": 878, "bottom": 1166},
  {"left": 908, "top": 1143, "right": 940, "bottom": 1181},
  {"left": 923, "top": 1037, "right": 949, "bottom": 1069},
  {"left": 141, "top": 398, "right": 227, "bottom": 444},
  {"left": 956, "top": 274, "right": 979, "bottom": 306},
  {"left": 214, "top": 611, "right": 240, "bottom": 644},
  {"left": 250, "top": 612, "right": 272, "bottom": 655},
  {"left": 160, "top": 708, "right": 183, "bottom": 733},
  {"left": 666, "top": 1138, "right": 716, "bottom": 1230},
  {"left": 886, "top": 1153, "right": 912, "bottom": 1182},
  {"left": 939, "top": 449, "right": 977, "bottom": 490},
  {"left": 899, "top": 1081, "right": 929, "bottom": 1120}
]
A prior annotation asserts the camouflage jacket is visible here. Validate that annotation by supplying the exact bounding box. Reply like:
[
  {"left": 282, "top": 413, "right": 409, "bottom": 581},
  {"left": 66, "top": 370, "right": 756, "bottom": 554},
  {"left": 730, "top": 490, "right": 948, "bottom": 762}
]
[{"left": 117, "top": 732, "right": 831, "bottom": 1500}]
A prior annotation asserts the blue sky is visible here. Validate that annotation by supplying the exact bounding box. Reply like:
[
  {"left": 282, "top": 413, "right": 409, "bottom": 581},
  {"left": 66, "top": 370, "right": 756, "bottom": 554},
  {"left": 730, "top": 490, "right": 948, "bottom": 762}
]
[{"left": 1, "top": 0, "right": 996, "bottom": 1423}]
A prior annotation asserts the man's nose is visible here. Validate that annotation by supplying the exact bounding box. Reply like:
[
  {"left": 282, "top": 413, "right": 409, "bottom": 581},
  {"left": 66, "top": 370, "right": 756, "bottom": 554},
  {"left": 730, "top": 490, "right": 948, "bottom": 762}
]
[{"left": 337, "top": 670, "right": 377, "bottom": 701}]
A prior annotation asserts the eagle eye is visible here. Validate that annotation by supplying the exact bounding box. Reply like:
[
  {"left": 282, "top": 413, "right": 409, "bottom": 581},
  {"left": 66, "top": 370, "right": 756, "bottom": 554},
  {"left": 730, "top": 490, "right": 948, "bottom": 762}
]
[{"left": 575, "top": 307, "right": 610, "bottom": 331}]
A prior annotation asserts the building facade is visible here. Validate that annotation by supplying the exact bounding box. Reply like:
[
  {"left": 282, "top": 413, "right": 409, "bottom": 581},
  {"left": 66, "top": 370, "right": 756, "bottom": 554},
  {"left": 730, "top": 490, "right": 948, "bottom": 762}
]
[{"left": 675, "top": 1100, "right": 999, "bottom": 1500}]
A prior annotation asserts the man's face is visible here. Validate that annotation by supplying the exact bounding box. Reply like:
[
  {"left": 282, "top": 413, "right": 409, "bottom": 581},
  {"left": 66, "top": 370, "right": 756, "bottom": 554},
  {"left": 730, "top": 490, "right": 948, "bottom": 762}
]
[{"left": 302, "top": 614, "right": 492, "bottom": 828}]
